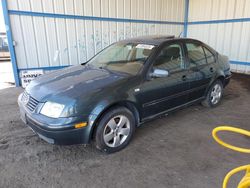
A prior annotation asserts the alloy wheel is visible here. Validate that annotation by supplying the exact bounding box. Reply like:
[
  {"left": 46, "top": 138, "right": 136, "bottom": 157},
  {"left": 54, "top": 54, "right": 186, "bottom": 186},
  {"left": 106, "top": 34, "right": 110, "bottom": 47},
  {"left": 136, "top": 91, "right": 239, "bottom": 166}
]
[
  {"left": 103, "top": 115, "right": 131, "bottom": 148},
  {"left": 210, "top": 83, "right": 222, "bottom": 105}
]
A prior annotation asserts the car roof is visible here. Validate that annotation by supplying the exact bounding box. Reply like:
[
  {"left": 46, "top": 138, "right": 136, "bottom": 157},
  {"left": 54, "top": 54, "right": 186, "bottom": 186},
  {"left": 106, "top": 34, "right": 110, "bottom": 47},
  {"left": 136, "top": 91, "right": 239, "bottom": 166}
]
[
  {"left": 119, "top": 35, "right": 201, "bottom": 46},
  {"left": 120, "top": 35, "right": 176, "bottom": 45}
]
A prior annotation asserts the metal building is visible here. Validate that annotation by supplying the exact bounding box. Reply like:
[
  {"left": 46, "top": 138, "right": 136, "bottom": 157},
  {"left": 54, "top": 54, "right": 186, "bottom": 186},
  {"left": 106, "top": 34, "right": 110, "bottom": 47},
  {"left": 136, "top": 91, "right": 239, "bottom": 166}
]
[
  {"left": 2, "top": 0, "right": 250, "bottom": 87},
  {"left": 2, "top": 0, "right": 185, "bottom": 86},
  {"left": 188, "top": 0, "right": 250, "bottom": 74}
]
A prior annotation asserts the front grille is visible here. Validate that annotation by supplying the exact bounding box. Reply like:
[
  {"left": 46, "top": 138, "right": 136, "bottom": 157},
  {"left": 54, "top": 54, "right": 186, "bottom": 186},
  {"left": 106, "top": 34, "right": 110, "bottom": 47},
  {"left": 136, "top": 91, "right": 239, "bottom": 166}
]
[
  {"left": 22, "top": 91, "right": 39, "bottom": 112},
  {"left": 27, "top": 96, "right": 39, "bottom": 111}
]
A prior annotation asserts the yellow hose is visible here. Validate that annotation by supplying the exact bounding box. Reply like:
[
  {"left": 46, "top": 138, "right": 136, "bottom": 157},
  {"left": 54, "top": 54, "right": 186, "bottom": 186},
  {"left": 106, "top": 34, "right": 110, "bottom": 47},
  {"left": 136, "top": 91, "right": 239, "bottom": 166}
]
[
  {"left": 222, "top": 165, "right": 250, "bottom": 188},
  {"left": 212, "top": 126, "right": 250, "bottom": 153},
  {"left": 212, "top": 126, "right": 250, "bottom": 188}
]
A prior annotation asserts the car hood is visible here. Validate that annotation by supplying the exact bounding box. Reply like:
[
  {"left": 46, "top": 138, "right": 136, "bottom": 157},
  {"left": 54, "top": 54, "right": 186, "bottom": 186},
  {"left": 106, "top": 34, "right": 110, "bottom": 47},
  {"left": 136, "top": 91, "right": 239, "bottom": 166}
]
[{"left": 25, "top": 65, "right": 130, "bottom": 102}]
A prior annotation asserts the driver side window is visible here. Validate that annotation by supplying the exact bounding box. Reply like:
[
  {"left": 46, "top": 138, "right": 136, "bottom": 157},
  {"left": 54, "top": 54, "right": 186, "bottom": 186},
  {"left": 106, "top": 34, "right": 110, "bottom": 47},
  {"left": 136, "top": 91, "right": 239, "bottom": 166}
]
[{"left": 153, "top": 43, "right": 184, "bottom": 72}]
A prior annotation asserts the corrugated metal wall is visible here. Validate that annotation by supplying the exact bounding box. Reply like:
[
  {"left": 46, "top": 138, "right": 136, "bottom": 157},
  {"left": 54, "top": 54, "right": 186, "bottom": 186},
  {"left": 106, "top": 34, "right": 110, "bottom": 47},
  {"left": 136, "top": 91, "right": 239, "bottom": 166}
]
[
  {"left": 188, "top": 0, "right": 250, "bottom": 74},
  {"left": 7, "top": 0, "right": 185, "bottom": 71}
]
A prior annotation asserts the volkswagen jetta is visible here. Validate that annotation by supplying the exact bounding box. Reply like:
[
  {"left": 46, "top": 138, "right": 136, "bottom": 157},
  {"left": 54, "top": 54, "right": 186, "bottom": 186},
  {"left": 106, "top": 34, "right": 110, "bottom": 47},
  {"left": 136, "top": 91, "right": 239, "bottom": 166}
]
[{"left": 18, "top": 36, "right": 231, "bottom": 153}]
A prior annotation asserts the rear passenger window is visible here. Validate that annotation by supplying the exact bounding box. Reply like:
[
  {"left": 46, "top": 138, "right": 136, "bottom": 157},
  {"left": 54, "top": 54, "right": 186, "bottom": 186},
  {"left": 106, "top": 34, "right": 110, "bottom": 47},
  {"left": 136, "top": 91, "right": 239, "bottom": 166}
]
[
  {"left": 203, "top": 47, "right": 215, "bottom": 64},
  {"left": 186, "top": 43, "right": 206, "bottom": 67}
]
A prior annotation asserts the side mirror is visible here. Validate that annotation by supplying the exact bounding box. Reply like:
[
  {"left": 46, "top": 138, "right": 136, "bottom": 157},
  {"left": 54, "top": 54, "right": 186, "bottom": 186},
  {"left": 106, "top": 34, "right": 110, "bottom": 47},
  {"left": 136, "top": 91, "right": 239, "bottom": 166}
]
[{"left": 150, "top": 68, "right": 169, "bottom": 78}]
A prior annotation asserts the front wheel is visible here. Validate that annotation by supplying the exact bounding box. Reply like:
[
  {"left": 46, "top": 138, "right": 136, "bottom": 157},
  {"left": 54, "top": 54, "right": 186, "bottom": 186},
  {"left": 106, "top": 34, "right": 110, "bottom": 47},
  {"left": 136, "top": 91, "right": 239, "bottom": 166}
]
[
  {"left": 202, "top": 80, "right": 223, "bottom": 107},
  {"left": 94, "top": 107, "right": 135, "bottom": 153}
]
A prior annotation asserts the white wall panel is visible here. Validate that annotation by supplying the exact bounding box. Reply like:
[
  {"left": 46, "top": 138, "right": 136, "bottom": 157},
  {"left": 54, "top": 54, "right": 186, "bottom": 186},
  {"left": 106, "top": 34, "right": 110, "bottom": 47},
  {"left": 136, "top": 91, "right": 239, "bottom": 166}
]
[
  {"left": 188, "top": 22, "right": 250, "bottom": 74},
  {"left": 8, "top": 0, "right": 185, "bottom": 21},
  {"left": 188, "top": 0, "right": 250, "bottom": 74},
  {"left": 32, "top": 17, "right": 50, "bottom": 67},
  {"left": 10, "top": 16, "right": 27, "bottom": 68},
  {"left": 189, "top": 0, "right": 250, "bottom": 22},
  {"left": 7, "top": 0, "right": 185, "bottom": 70},
  {"left": 44, "top": 18, "right": 60, "bottom": 67},
  {"left": 11, "top": 18, "right": 183, "bottom": 69},
  {"left": 20, "top": 15, "right": 39, "bottom": 67}
]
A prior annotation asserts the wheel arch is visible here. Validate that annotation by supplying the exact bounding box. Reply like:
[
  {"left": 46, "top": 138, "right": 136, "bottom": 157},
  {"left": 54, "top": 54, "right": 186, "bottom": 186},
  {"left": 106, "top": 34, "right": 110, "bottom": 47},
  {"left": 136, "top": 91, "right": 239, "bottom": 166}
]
[
  {"left": 204, "top": 73, "right": 225, "bottom": 97},
  {"left": 214, "top": 68, "right": 226, "bottom": 86},
  {"left": 216, "top": 75, "right": 226, "bottom": 87},
  {"left": 89, "top": 100, "right": 141, "bottom": 141}
]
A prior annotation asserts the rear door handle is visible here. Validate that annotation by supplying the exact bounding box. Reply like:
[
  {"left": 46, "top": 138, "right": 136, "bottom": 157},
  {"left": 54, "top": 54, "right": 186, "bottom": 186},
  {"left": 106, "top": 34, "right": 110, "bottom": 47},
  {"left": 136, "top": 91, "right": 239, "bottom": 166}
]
[
  {"left": 210, "top": 67, "right": 214, "bottom": 72},
  {"left": 182, "top": 75, "right": 187, "bottom": 81}
]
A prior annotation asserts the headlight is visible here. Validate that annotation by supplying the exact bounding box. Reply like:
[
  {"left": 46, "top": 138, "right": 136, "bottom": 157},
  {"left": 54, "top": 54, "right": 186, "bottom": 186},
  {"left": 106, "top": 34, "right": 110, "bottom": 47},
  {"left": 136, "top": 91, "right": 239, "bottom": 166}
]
[{"left": 40, "top": 101, "right": 65, "bottom": 118}]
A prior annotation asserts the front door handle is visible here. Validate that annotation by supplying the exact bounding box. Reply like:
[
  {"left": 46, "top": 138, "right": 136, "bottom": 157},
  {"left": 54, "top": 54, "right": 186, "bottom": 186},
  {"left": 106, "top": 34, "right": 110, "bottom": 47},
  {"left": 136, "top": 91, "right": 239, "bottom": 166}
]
[
  {"left": 210, "top": 67, "right": 214, "bottom": 72},
  {"left": 182, "top": 75, "right": 187, "bottom": 81}
]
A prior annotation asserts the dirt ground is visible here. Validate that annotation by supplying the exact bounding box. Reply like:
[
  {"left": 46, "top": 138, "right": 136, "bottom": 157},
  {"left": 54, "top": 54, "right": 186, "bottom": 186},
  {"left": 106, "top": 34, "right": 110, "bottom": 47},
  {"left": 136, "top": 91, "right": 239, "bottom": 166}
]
[{"left": 0, "top": 73, "right": 249, "bottom": 188}]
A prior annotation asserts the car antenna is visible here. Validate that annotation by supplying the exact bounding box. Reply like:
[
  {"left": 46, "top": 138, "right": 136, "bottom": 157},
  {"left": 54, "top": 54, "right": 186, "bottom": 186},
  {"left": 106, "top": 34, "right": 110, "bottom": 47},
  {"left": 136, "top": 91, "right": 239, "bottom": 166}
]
[{"left": 178, "top": 32, "right": 183, "bottom": 38}]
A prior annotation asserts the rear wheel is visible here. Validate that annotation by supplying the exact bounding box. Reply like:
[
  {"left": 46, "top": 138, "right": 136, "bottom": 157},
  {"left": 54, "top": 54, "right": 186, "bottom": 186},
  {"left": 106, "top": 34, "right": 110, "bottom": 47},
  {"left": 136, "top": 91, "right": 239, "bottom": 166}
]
[
  {"left": 202, "top": 80, "right": 223, "bottom": 107},
  {"left": 94, "top": 107, "right": 135, "bottom": 153}
]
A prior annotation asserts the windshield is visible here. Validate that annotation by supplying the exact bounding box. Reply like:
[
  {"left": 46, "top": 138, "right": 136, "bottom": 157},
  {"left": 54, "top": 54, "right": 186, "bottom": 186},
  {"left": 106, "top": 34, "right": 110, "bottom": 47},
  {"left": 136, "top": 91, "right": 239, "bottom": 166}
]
[{"left": 88, "top": 42, "right": 155, "bottom": 75}]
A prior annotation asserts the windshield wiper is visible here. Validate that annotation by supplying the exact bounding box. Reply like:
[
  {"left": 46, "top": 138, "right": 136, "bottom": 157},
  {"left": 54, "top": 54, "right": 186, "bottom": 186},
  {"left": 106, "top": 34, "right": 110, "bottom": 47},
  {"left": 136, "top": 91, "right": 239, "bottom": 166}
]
[{"left": 81, "top": 61, "right": 88, "bottom": 65}]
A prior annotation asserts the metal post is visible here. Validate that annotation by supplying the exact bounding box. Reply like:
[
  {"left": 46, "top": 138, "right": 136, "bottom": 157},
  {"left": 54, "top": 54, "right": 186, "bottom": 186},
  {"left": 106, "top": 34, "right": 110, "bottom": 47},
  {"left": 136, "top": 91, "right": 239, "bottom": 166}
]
[
  {"left": 183, "top": 0, "right": 189, "bottom": 37},
  {"left": 2, "top": 0, "right": 20, "bottom": 86}
]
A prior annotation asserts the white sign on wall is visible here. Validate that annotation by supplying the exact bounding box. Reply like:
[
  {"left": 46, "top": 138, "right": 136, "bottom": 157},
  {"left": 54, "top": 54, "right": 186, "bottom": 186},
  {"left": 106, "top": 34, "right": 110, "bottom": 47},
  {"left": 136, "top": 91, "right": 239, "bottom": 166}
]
[{"left": 20, "top": 69, "right": 44, "bottom": 88}]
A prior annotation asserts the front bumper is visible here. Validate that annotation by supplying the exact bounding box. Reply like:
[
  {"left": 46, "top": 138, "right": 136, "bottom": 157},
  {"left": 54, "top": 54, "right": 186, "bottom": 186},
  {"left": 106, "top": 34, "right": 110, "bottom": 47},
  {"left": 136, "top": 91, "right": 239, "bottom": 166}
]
[
  {"left": 224, "top": 73, "right": 232, "bottom": 87},
  {"left": 25, "top": 115, "right": 90, "bottom": 145},
  {"left": 18, "top": 94, "right": 91, "bottom": 145}
]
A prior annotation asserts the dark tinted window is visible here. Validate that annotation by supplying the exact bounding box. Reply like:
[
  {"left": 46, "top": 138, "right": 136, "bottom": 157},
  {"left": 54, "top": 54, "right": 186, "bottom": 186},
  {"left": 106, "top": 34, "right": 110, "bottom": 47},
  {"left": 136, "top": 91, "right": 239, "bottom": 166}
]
[
  {"left": 153, "top": 44, "right": 184, "bottom": 72},
  {"left": 186, "top": 43, "right": 206, "bottom": 67},
  {"left": 203, "top": 47, "right": 215, "bottom": 64}
]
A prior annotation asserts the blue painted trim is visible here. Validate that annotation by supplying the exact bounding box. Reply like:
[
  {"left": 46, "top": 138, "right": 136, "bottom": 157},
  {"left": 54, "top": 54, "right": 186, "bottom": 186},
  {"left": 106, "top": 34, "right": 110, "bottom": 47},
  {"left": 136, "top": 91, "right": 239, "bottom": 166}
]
[
  {"left": 183, "top": 0, "right": 189, "bottom": 37},
  {"left": 18, "top": 65, "right": 70, "bottom": 71},
  {"left": 2, "top": 0, "right": 20, "bottom": 86},
  {"left": 8, "top": 10, "right": 184, "bottom": 25},
  {"left": 230, "top": 60, "right": 250, "bottom": 66},
  {"left": 189, "top": 17, "right": 250, "bottom": 25}
]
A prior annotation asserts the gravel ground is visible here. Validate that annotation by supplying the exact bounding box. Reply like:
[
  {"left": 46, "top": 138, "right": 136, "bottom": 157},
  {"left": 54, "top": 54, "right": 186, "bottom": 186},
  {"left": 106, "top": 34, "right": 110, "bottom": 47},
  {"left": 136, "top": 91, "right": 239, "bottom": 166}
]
[{"left": 0, "top": 73, "right": 249, "bottom": 188}]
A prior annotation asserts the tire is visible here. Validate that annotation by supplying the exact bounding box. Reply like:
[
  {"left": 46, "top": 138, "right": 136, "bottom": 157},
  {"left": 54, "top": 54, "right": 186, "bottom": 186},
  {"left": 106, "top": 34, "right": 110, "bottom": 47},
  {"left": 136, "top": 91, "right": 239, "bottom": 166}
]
[
  {"left": 202, "top": 80, "right": 223, "bottom": 108},
  {"left": 94, "top": 106, "right": 136, "bottom": 153}
]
